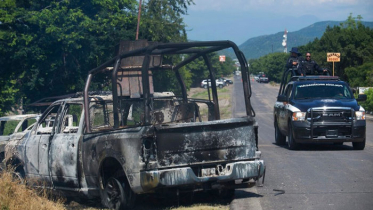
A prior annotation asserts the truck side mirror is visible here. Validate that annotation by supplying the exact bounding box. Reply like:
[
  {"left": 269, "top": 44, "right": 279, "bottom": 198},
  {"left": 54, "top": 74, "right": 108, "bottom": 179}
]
[
  {"left": 356, "top": 94, "right": 367, "bottom": 102},
  {"left": 277, "top": 95, "right": 287, "bottom": 102}
]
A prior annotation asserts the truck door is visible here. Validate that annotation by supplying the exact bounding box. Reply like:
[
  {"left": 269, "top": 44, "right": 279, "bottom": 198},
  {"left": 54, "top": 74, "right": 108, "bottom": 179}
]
[
  {"left": 278, "top": 84, "right": 293, "bottom": 133},
  {"left": 26, "top": 104, "right": 62, "bottom": 184},
  {"left": 49, "top": 103, "right": 82, "bottom": 189}
]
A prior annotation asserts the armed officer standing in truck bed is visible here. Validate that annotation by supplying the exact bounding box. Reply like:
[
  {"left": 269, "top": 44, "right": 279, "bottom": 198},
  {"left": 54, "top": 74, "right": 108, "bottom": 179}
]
[
  {"left": 285, "top": 47, "right": 303, "bottom": 75},
  {"left": 301, "top": 52, "right": 328, "bottom": 75}
]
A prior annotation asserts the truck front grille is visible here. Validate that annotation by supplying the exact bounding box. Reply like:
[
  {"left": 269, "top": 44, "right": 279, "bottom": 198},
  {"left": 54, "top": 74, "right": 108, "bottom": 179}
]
[
  {"left": 307, "top": 108, "right": 353, "bottom": 123},
  {"left": 306, "top": 107, "right": 354, "bottom": 138}
]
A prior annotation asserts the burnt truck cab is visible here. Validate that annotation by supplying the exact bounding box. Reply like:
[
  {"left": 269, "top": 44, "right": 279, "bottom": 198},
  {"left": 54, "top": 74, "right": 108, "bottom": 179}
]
[
  {"left": 274, "top": 73, "right": 367, "bottom": 150},
  {"left": 6, "top": 40, "right": 265, "bottom": 209}
]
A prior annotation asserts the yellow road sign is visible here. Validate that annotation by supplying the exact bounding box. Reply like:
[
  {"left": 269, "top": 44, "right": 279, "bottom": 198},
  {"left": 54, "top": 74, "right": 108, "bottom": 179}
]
[{"left": 327, "top": 53, "right": 340, "bottom": 62}]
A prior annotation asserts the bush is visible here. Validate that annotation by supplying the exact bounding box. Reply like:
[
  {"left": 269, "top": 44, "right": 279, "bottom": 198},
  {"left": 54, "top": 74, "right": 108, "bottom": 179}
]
[{"left": 359, "top": 88, "right": 373, "bottom": 112}]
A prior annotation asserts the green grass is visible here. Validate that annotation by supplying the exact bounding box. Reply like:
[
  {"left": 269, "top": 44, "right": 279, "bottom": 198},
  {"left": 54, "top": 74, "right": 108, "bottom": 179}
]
[
  {"left": 1, "top": 121, "right": 19, "bottom": 136},
  {"left": 219, "top": 106, "right": 231, "bottom": 120},
  {"left": 191, "top": 88, "right": 229, "bottom": 100},
  {"left": 189, "top": 87, "right": 233, "bottom": 120},
  {"left": 269, "top": 81, "right": 278, "bottom": 86}
]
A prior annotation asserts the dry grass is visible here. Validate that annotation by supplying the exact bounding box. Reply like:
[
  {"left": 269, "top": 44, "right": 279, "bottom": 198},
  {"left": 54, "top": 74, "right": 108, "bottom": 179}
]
[
  {"left": 188, "top": 83, "right": 233, "bottom": 120},
  {"left": 0, "top": 170, "right": 66, "bottom": 210},
  {"left": 269, "top": 81, "right": 279, "bottom": 86},
  {"left": 0, "top": 168, "right": 230, "bottom": 210}
]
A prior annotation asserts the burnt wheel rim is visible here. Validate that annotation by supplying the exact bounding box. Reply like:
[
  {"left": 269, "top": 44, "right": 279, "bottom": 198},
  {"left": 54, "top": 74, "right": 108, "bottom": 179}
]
[{"left": 105, "top": 178, "right": 123, "bottom": 209}]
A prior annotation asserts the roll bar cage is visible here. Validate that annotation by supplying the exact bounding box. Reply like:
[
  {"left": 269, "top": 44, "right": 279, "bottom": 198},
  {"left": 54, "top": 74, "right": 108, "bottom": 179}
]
[
  {"left": 83, "top": 41, "right": 254, "bottom": 133},
  {"left": 278, "top": 67, "right": 334, "bottom": 96}
]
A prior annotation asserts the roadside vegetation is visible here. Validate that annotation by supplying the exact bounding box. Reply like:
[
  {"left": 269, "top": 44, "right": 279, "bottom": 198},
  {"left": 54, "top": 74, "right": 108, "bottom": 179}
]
[
  {"left": 190, "top": 84, "right": 233, "bottom": 120},
  {"left": 0, "top": 170, "right": 65, "bottom": 210},
  {"left": 359, "top": 88, "right": 373, "bottom": 112},
  {"left": 0, "top": 168, "right": 230, "bottom": 210}
]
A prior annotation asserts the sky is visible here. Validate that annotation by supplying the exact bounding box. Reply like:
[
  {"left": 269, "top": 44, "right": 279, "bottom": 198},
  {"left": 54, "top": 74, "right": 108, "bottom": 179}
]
[{"left": 183, "top": 0, "right": 373, "bottom": 45}]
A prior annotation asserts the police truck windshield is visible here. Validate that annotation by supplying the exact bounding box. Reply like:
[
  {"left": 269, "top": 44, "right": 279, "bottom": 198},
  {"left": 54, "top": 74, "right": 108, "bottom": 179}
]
[{"left": 294, "top": 83, "right": 352, "bottom": 99}]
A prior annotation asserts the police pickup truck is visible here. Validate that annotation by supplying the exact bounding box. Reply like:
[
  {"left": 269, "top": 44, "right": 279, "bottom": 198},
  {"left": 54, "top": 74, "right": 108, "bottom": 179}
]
[{"left": 273, "top": 75, "right": 367, "bottom": 150}]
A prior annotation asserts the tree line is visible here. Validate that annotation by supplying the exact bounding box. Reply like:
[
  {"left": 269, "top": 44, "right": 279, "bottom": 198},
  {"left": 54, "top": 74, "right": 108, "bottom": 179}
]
[
  {"left": 0, "top": 0, "right": 235, "bottom": 115},
  {"left": 249, "top": 14, "right": 373, "bottom": 111}
]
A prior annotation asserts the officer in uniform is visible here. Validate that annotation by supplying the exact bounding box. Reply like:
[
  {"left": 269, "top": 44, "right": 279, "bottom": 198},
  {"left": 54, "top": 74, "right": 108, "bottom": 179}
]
[
  {"left": 286, "top": 47, "right": 303, "bottom": 75},
  {"left": 301, "top": 52, "right": 328, "bottom": 75}
]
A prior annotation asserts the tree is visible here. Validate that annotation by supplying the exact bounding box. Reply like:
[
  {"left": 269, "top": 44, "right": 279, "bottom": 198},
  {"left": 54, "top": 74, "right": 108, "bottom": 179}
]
[
  {"left": 358, "top": 88, "right": 373, "bottom": 112},
  {"left": 140, "top": 0, "right": 194, "bottom": 43},
  {"left": 345, "top": 62, "right": 373, "bottom": 87},
  {"left": 300, "top": 13, "right": 373, "bottom": 81},
  {"left": 139, "top": 0, "right": 195, "bottom": 92},
  {"left": 1, "top": 0, "right": 140, "bottom": 110},
  {"left": 248, "top": 52, "right": 288, "bottom": 83},
  {"left": 0, "top": 76, "right": 18, "bottom": 116}
]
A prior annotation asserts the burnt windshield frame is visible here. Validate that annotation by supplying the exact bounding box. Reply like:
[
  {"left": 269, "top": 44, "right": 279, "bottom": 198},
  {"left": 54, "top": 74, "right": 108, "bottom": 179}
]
[{"left": 83, "top": 41, "right": 253, "bottom": 133}]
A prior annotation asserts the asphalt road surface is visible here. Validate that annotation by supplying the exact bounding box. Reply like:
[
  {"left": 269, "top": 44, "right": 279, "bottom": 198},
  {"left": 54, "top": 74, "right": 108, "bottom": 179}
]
[{"left": 230, "top": 76, "right": 373, "bottom": 210}]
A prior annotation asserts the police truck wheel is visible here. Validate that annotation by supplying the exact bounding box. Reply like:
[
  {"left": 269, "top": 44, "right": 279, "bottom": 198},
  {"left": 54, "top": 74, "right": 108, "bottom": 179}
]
[
  {"left": 275, "top": 120, "right": 286, "bottom": 145},
  {"left": 203, "top": 85, "right": 207, "bottom": 89},
  {"left": 287, "top": 121, "right": 298, "bottom": 150},
  {"left": 352, "top": 139, "right": 365, "bottom": 150},
  {"left": 218, "top": 84, "right": 223, "bottom": 88}
]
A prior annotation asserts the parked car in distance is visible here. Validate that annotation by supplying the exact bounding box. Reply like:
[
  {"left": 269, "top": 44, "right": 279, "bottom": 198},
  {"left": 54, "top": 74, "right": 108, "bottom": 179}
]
[
  {"left": 258, "top": 74, "right": 268, "bottom": 83},
  {"left": 201, "top": 79, "right": 225, "bottom": 88},
  {"left": 219, "top": 77, "right": 233, "bottom": 85}
]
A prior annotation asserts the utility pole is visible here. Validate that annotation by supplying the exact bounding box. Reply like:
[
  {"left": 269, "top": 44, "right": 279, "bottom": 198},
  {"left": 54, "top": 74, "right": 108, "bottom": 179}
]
[{"left": 136, "top": 0, "right": 142, "bottom": 40}]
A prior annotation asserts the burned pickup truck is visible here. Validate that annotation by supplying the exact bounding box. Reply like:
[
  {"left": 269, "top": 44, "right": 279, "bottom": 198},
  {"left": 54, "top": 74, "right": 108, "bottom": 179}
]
[{"left": 5, "top": 40, "right": 265, "bottom": 209}]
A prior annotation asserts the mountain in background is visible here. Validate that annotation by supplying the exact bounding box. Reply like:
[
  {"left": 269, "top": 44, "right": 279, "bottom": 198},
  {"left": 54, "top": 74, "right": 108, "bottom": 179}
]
[{"left": 224, "top": 21, "right": 373, "bottom": 60}]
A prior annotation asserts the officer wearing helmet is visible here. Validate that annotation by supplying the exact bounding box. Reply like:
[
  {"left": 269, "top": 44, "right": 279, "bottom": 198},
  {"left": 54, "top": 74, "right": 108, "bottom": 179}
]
[{"left": 285, "top": 47, "right": 303, "bottom": 75}]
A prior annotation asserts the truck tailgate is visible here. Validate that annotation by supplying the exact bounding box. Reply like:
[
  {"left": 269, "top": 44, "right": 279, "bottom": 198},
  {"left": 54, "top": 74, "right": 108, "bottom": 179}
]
[{"left": 155, "top": 117, "right": 258, "bottom": 167}]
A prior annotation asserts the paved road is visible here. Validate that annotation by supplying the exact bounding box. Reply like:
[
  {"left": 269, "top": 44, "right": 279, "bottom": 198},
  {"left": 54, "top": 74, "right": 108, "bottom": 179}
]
[{"left": 230, "top": 77, "right": 373, "bottom": 210}]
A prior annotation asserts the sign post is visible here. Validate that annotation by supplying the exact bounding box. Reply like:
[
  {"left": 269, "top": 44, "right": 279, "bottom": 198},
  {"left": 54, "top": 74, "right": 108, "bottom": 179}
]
[{"left": 327, "top": 53, "right": 340, "bottom": 76}]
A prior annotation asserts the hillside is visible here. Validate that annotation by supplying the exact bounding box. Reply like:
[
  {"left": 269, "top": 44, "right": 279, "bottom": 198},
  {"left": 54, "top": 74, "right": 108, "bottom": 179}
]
[{"left": 224, "top": 21, "right": 373, "bottom": 60}]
